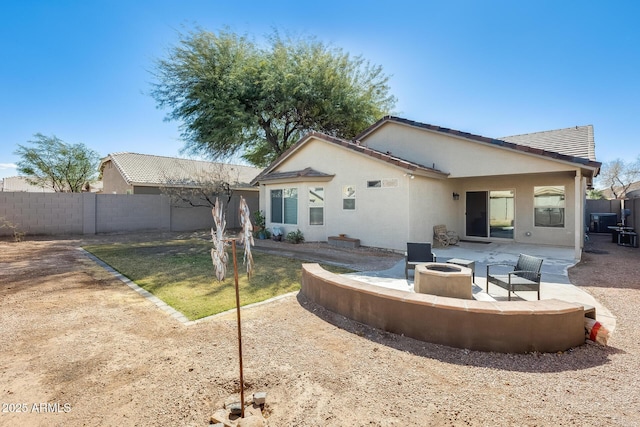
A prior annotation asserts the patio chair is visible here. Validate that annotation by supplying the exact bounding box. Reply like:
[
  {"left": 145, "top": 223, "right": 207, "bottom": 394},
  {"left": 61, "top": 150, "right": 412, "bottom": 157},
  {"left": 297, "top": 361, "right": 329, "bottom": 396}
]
[
  {"left": 405, "top": 242, "right": 436, "bottom": 279},
  {"left": 486, "top": 254, "right": 543, "bottom": 301},
  {"left": 433, "top": 224, "right": 459, "bottom": 247}
]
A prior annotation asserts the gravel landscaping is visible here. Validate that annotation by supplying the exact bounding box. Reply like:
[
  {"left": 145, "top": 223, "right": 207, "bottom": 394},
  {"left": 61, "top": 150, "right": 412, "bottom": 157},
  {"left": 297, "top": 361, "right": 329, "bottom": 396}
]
[{"left": 0, "top": 231, "right": 638, "bottom": 426}]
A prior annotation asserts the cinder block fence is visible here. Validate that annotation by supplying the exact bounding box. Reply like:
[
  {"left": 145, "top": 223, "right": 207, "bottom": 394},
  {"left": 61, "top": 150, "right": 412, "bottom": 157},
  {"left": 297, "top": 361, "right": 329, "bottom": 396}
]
[{"left": 0, "top": 192, "right": 255, "bottom": 237}]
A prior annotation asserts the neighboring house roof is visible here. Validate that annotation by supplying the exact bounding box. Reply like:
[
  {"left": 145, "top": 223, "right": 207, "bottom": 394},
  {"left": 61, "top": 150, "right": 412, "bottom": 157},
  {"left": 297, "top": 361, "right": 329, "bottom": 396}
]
[
  {"left": 0, "top": 176, "right": 55, "bottom": 192},
  {"left": 500, "top": 125, "right": 596, "bottom": 161},
  {"left": 251, "top": 132, "right": 449, "bottom": 185},
  {"left": 357, "top": 116, "right": 601, "bottom": 170},
  {"left": 100, "top": 153, "right": 263, "bottom": 188},
  {"left": 601, "top": 181, "right": 640, "bottom": 199}
]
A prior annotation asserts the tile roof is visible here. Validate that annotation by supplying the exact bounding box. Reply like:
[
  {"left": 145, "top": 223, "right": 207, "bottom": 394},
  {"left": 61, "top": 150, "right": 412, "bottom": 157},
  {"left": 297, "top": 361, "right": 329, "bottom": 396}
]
[
  {"left": 357, "top": 116, "right": 601, "bottom": 169},
  {"left": 500, "top": 125, "right": 596, "bottom": 161},
  {"left": 0, "top": 176, "right": 55, "bottom": 192},
  {"left": 100, "top": 153, "right": 262, "bottom": 188}
]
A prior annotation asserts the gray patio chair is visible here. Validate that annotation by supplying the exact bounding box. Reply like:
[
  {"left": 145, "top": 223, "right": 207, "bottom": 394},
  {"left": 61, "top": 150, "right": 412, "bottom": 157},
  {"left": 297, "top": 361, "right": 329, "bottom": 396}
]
[
  {"left": 486, "top": 253, "right": 543, "bottom": 301},
  {"left": 405, "top": 242, "right": 436, "bottom": 279},
  {"left": 433, "top": 224, "right": 459, "bottom": 247}
]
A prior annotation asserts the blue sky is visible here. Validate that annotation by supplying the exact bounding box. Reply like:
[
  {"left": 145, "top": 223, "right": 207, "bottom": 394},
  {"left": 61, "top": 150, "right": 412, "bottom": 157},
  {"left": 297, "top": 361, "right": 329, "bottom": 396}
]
[{"left": 2, "top": 1, "right": 639, "bottom": 181}]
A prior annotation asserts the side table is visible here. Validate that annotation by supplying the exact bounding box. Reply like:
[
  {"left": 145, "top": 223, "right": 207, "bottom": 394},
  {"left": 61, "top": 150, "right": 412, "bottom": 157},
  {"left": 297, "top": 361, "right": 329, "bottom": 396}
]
[{"left": 446, "top": 258, "right": 476, "bottom": 283}]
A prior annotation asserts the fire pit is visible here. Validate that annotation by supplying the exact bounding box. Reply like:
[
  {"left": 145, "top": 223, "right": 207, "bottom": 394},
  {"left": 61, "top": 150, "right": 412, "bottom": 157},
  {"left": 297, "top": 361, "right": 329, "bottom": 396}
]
[{"left": 414, "top": 262, "right": 473, "bottom": 299}]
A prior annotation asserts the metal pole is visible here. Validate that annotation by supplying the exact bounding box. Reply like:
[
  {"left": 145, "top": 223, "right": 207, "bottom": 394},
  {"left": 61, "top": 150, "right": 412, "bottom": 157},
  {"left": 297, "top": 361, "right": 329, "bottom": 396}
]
[{"left": 231, "top": 239, "right": 245, "bottom": 418}]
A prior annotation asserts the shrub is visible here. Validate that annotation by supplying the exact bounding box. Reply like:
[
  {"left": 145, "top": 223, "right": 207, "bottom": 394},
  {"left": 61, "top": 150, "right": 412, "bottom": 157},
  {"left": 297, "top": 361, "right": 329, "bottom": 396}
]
[
  {"left": 285, "top": 229, "right": 305, "bottom": 244},
  {"left": 253, "top": 210, "right": 266, "bottom": 237},
  {"left": 0, "top": 217, "right": 26, "bottom": 242}
]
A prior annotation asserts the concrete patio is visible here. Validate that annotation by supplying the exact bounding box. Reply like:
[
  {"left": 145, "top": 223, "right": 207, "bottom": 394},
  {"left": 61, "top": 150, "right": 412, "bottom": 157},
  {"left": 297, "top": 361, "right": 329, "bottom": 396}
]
[{"left": 344, "top": 240, "right": 616, "bottom": 332}]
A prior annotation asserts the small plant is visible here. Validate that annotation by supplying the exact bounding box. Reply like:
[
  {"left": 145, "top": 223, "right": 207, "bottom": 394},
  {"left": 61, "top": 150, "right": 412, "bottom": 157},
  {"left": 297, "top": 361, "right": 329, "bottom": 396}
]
[
  {"left": 285, "top": 229, "right": 305, "bottom": 244},
  {"left": 0, "top": 217, "right": 26, "bottom": 242},
  {"left": 253, "top": 210, "right": 266, "bottom": 237}
]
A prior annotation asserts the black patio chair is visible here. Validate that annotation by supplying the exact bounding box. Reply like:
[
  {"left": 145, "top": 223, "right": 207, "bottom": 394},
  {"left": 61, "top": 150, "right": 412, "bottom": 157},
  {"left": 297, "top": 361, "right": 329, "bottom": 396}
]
[
  {"left": 486, "top": 253, "right": 543, "bottom": 301},
  {"left": 405, "top": 242, "right": 436, "bottom": 279}
]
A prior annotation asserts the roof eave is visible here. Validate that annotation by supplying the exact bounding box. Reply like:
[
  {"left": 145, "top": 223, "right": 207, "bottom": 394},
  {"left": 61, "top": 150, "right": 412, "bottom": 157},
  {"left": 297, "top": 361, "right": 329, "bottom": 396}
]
[{"left": 255, "top": 175, "right": 335, "bottom": 185}]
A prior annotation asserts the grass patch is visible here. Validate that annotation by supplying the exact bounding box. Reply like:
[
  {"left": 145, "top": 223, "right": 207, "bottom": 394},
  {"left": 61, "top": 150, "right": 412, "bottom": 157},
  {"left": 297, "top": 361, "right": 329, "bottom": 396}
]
[{"left": 84, "top": 239, "right": 352, "bottom": 321}]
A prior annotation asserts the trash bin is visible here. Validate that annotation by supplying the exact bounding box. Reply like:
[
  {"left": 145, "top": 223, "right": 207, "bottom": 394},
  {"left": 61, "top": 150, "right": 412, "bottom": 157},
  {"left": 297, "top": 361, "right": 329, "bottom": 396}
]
[{"left": 589, "top": 213, "right": 618, "bottom": 233}]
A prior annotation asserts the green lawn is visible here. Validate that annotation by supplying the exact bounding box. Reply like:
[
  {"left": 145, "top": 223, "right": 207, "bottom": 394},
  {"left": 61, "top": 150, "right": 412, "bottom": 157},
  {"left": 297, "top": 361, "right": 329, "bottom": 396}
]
[{"left": 84, "top": 239, "right": 351, "bottom": 321}]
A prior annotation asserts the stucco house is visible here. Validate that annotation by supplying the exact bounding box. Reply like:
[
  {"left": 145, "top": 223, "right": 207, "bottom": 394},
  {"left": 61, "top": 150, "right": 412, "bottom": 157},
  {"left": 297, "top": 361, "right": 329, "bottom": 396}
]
[
  {"left": 100, "top": 152, "right": 263, "bottom": 228},
  {"left": 1, "top": 176, "right": 56, "bottom": 192},
  {"left": 251, "top": 116, "right": 601, "bottom": 259}
]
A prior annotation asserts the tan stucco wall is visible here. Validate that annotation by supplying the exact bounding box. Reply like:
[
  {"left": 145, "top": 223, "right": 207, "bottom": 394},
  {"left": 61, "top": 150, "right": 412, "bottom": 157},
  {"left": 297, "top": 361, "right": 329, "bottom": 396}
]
[
  {"left": 363, "top": 122, "right": 581, "bottom": 177},
  {"left": 449, "top": 172, "right": 579, "bottom": 246},
  {"left": 259, "top": 129, "right": 590, "bottom": 251},
  {"left": 361, "top": 123, "right": 587, "bottom": 248},
  {"left": 301, "top": 263, "right": 586, "bottom": 353},
  {"left": 259, "top": 138, "right": 419, "bottom": 250},
  {"left": 407, "top": 174, "right": 457, "bottom": 243},
  {"left": 101, "top": 160, "right": 133, "bottom": 194}
]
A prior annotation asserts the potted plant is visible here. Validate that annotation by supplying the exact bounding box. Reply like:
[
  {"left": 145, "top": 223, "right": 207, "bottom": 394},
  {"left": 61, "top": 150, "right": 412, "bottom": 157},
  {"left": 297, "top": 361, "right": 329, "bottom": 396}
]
[{"left": 253, "top": 210, "right": 266, "bottom": 239}]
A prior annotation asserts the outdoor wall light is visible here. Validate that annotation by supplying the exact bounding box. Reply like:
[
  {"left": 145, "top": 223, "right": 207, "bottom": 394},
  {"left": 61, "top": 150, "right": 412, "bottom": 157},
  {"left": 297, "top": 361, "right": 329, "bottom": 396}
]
[{"left": 452, "top": 192, "right": 460, "bottom": 200}]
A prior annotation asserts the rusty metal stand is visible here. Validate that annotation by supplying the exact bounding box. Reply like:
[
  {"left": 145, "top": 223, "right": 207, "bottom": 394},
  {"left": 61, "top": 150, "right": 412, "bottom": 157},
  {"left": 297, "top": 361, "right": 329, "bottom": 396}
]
[{"left": 230, "top": 239, "right": 245, "bottom": 418}]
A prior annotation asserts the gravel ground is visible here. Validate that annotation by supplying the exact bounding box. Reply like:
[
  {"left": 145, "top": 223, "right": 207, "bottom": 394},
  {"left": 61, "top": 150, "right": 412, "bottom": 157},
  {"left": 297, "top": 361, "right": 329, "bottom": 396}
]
[{"left": 0, "top": 231, "right": 638, "bottom": 426}]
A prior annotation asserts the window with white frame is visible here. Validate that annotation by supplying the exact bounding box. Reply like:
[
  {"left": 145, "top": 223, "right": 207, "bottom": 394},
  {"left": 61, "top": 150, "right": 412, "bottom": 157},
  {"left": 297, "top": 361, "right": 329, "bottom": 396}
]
[
  {"left": 309, "top": 187, "right": 324, "bottom": 225},
  {"left": 343, "top": 185, "right": 356, "bottom": 210},
  {"left": 534, "top": 186, "right": 565, "bottom": 227},
  {"left": 271, "top": 188, "right": 298, "bottom": 224}
]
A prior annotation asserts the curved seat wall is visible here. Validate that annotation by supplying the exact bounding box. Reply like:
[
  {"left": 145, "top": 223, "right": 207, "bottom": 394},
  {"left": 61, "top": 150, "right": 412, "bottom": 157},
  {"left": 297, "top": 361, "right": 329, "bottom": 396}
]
[{"left": 301, "top": 263, "right": 586, "bottom": 353}]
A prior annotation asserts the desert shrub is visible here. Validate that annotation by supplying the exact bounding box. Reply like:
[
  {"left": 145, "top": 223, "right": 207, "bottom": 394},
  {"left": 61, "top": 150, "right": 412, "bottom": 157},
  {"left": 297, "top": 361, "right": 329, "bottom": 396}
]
[{"left": 286, "top": 229, "right": 305, "bottom": 244}]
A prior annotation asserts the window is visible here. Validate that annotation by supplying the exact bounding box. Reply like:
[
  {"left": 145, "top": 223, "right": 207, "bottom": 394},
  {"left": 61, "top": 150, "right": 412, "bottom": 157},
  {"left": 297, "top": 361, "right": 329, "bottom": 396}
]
[
  {"left": 367, "top": 179, "right": 398, "bottom": 188},
  {"left": 309, "top": 187, "right": 324, "bottom": 225},
  {"left": 271, "top": 188, "right": 298, "bottom": 224},
  {"left": 534, "top": 186, "right": 565, "bottom": 227},
  {"left": 343, "top": 185, "right": 356, "bottom": 210}
]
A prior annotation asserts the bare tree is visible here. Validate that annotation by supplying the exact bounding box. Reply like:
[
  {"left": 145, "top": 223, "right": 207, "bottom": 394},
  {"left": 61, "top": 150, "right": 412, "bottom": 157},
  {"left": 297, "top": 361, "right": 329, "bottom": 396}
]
[
  {"left": 597, "top": 156, "right": 640, "bottom": 199},
  {"left": 159, "top": 161, "right": 241, "bottom": 208}
]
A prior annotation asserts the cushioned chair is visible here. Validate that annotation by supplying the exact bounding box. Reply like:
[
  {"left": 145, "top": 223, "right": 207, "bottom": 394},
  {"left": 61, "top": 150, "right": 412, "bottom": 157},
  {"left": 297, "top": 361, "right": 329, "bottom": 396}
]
[
  {"left": 433, "top": 224, "right": 459, "bottom": 247},
  {"left": 486, "top": 254, "right": 543, "bottom": 301},
  {"left": 405, "top": 242, "right": 436, "bottom": 279}
]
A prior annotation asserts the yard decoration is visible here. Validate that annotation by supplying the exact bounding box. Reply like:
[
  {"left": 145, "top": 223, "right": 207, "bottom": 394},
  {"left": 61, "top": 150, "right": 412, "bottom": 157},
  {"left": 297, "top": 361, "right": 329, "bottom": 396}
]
[
  {"left": 210, "top": 197, "right": 228, "bottom": 282},
  {"left": 237, "top": 196, "right": 255, "bottom": 277},
  {"left": 210, "top": 196, "right": 255, "bottom": 419}
]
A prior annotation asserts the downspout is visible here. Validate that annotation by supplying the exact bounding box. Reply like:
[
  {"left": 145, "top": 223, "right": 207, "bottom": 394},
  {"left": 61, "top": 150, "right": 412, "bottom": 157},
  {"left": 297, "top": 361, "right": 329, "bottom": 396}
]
[
  {"left": 574, "top": 171, "right": 583, "bottom": 260},
  {"left": 407, "top": 174, "right": 412, "bottom": 247}
]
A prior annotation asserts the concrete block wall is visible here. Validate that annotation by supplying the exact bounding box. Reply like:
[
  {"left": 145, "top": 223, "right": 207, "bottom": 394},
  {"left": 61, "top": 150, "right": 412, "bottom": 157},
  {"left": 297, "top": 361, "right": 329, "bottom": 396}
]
[
  {"left": 95, "top": 194, "right": 171, "bottom": 233},
  {"left": 0, "top": 192, "right": 258, "bottom": 237},
  {"left": 171, "top": 205, "right": 213, "bottom": 232},
  {"left": 0, "top": 192, "right": 85, "bottom": 235}
]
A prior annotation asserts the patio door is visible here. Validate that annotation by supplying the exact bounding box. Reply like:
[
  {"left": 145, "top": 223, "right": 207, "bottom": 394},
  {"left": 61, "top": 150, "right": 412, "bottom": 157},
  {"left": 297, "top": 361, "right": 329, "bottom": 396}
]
[
  {"left": 465, "top": 190, "right": 515, "bottom": 239},
  {"left": 466, "top": 191, "right": 488, "bottom": 237}
]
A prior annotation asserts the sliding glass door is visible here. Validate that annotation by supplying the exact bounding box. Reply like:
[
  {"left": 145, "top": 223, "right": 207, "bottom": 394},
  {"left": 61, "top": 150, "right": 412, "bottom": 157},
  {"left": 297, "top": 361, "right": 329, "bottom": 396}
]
[
  {"left": 489, "top": 190, "right": 514, "bottom": 238},
  {"left": 466, "top": 190, "right": 515, "bottom": 239}
]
